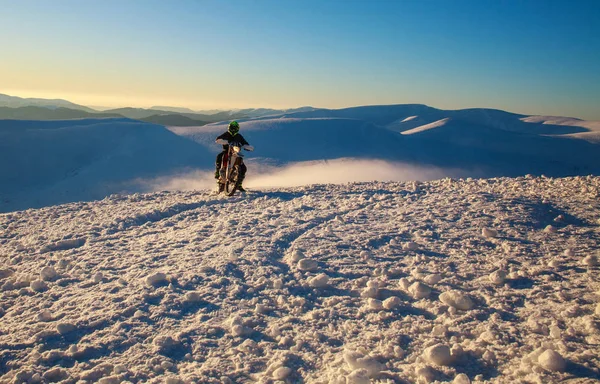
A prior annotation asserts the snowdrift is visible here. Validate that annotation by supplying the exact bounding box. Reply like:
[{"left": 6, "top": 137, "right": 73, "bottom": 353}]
[{"left": 1, "top": 176, "right": 599, "bottom": 383}]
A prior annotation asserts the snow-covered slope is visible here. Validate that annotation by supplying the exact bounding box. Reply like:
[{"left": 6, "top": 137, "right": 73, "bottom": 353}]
[
  {"left": 176, "top": 116, "right": 600, "bottom": 178},
  {"left": 0, "top": 119, "right": 211, "bottom": 212},
  {"left": 280, "top": 105, "right": 599, "bottom": 139},
  {"left": 520, "top": 116, "right": 600, "bottom": 143},
  {"left": 1, "top": 176, "right": 599, "bottom": 383},
  {"left": 171, "top": 118, "right": 410, "bottom": 163}
]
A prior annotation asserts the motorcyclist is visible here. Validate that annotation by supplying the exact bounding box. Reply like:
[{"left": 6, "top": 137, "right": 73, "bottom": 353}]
[{"left": 215, "top": 121, "right": 250, "bottom": 192}]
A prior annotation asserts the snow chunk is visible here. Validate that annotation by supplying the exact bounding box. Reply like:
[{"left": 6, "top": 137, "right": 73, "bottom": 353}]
[
  {"left": 40, "top": 266, "right": 58, "bottom": 281},
  {"left": 582, "top": 254, "right": 598, "bottom": 266},
  {"left": 297, "top": 259, "right": 318, "bottom": 272},
  {"left": 482, "top": 228, "right": 498, "bottom": 238},
  {"left": 145, "top": 272, "right": 168, "bottom": 287},
  {"left": 383, "top": 296, "right": 401, "bottom": 310},
  {"left": 134, "top": 310, "right": 146, "bottom": 319},
  {"left": 272, "top": 278, "right": 284, "bottom": 289},
  {"left": 403, "top": 241, "right": 419, "bottom": 251},
  {"left": 43, "top": 367, "right": 69, "bottom": 382},
  {"left": 424, "top": 274, "right": 442, "bottom": 285},
  {"left": 544, "top": 225, "right": 558, "bottom": 233},
  {"left": 238, "top": 339, "right": 258, "bottom": 354},
  {"left": 232, "top": 324, "right": 252, "bottom": 337},
  {"left": 361, "top": 284, "right": 379, "bottom": 299},
  {"left": 153, "top": 335, "right": 182, "bottom": 353},
  {"left": 0, "top": 268, "right": 14, "bottom": 280},
  {"left": 343, "top": 350, "right": 383, "bottom": 377},
  {"left": 272, "top": 366, "right": 292, "bottom": 380},
  {"left": 184, "top": 291, "right": 202, "bottom": 303},
  {"left": 399, "top": 278, "right": 410, "bottom": 290},
  {"left": 423, "top": 343, "right": 453, "bottom": 366},
  {"left": 439, "top": 290, "right": 474, "bottom": 310},
  {"left": 37, "top": 310, "right": 53, "bottom": 322},
  {"left": 489, "top": 270, "right": 507, "bottom": 285},
  {"left": 346, "top": 369, "right": 370, "bottom": 384},
  {"left": 289, "top": 249, "right": 305, "bottom": 262},
  {"left": 40, "top": 237, "right": 86, "bottom": 253},
  {"left": 56, "top": 322, "right": 77, "bottom": 335},
  {"left": 454, "top": 373, "right": 471, "bottom": 384},
  {"left": 408, "top": 282, "right": 431, "bottom": 299},
  {"left": 254, "top": 304, "right": 268, "bottom": 314},
  {"left": 367, "top": 298, "right": 383, "bottom": 311},
  {"left": 93, "top": 272, "right": 104, "bottom": 283},
  {"left": 549, "top": 325, "right": 561, "bottom": 339},
  {"left": 30, "top": 280, "right": 48, "bottom": 292},
  {"left": 98, "top": 377, "right": 121, "bottom": 384},
  {"left": 308, "top": 273, "right": 330, "bottom": 288},
  {"left": 538, "top": 349, "right": 567, "bottom": 372},
  {"left": 416, "top": 366, "right": 436, "bottom": 382}
]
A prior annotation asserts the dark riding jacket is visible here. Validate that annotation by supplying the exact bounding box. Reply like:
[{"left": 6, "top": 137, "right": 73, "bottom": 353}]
[{"left": 216, "top": 132, "right": 249, "bottom": 150}]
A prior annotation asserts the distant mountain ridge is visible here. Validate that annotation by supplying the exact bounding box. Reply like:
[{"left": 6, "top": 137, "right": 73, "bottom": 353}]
[
  {"left": 0, "top": 106, "right": 121, "bottom": 120},
  {"left": 0, "top": 93, "right": 319, "bottom": 125},
  {"left": 1, "top": 93, "right": 598, "bottom": 142},
  {"left": 150, "top": 106, "right": 197, "bottom": 113},
  {"left": 0, "top": 93, "right": 96, "bottom": 112},
  {"left": 0, "top": 93, "right": 319, "bottom": 126}
]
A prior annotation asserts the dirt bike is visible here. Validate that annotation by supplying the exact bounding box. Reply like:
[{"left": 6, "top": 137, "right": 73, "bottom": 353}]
[{"left": 216, "top": 139, "right": 254, "bottom": 196}]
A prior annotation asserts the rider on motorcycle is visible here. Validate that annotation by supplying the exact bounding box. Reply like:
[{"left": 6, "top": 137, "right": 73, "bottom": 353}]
[{"left": 215, "top": 121, "right": 250, "bottom": 192}]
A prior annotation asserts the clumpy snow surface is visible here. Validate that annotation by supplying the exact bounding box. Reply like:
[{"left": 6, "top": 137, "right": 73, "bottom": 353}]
[{"left": 1, "top": 176, "right": 600, "bottom": 383}]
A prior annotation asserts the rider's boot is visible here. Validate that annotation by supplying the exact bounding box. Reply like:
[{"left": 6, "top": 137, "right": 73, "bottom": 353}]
[{"left": 236, "top": 174, "right": 246, "bottom": 192}]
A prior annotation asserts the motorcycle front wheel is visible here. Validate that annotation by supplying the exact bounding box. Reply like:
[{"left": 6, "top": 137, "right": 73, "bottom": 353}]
[{"left": 224, "top": 166, "right": 239, "bottom": 196}]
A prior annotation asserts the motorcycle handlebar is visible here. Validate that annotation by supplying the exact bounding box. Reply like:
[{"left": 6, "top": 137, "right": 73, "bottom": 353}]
[{"left": 215, "top": 139, "right": 254, "bottom": 152}]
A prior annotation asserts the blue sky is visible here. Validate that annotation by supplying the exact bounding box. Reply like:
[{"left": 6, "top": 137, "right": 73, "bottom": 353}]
[{"left": 0, "top": 0, "right": 599, "bottom": 119}]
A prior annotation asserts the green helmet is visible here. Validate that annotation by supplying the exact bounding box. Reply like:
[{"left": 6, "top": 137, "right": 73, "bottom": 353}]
[{"left": 228, "top": 121, "right": 240, "bottom": 135}]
